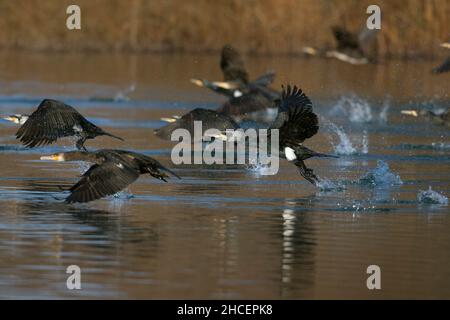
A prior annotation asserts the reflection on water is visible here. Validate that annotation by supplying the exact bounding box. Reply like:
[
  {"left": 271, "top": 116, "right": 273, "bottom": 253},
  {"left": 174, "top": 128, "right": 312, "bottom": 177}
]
[{"left": 0, "top": 52, "right": 449, "bottom": 299}]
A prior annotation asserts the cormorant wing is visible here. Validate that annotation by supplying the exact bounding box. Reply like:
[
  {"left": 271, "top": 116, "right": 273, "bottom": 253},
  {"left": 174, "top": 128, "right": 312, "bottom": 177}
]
[
  {"left": 269, "top": 85, "right": 318, "bottom": 144},
  {"left": 218, "top": 91, "right": 273, "bottom": 116},
  {"left": 66, "top": 160, "right": 140, "bottom": 203},
  {"left": 358, "top": 28, "right": 379, "bottom": 62},
  {"left": 251, "top": 71, "right": 276, "bottom": 87},
  {"left": 432, "top": 56, "right": 450, "bottom": 74},
  {"left": 332, "top": 26, "right": 360, "bottom": 51},
  {"left": 16, "top": 99, "right": 89, "bottom": 148},
  {"left": 220, "top": 45, "right": 249, "bottom": 83}
]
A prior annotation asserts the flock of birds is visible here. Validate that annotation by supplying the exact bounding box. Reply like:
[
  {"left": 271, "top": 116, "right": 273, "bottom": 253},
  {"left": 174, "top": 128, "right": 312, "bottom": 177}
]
[{"left": 2, "top": 27, "right": 449, "bottom": 204}]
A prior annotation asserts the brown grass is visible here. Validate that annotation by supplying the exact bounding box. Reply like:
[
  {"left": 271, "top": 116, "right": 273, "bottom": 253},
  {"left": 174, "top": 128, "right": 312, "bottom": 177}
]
[{"left": 0, "top": 0, "right": 448, "bottom": 58}]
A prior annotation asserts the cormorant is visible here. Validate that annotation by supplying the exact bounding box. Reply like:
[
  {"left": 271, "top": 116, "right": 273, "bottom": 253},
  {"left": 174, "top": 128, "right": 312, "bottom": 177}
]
[
  {"left": 155, "top": 108, "right": 239, "bottom": 140},
  {"left": 189, "top": 45, "right": 280, "bottom": 121},
  {"left": 432, "top": 42, "right": 450, "bottom": 74},
  {"left": 3, "top": 99, "right": 123, "bottom": 150},
  {"left": 268, "top": 85, "right": 338, "bottom": 184},
  {"left": 191, "top": 45, "right": 277, "bottom": 98},
  {"left": 401, "top": 108, "right": 450, "bottom": 127},
  {"left": 40, "top": 149, "right": 180, "bottom": 203},
  {"left": 184, "top": 85, "right": 338, "bottom": 184},
  {"left": 303, "top": 25, "right": 379, "bottom": 65}
]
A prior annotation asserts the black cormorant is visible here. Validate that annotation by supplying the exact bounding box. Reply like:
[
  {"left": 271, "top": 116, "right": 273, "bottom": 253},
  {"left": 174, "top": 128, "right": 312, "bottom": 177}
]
[
  {"left": 401, "top": 108, "right": 450, "bottom": 127},
  {"left": 303, "top": 26, "right": 379, "bottom": 65},
  {"left": 4, "top": 99, "right": 123, "bottom": 150},
  {"left": 191, "top": 45, "right": 277, "bottom": 98},
  {"left": 188, "top": 45, "right": 280, "bottom": 121},
  {"left": 40, "top": 149, "right": 180, "bottom": 203},
  {"left": 155, "top": 108, "right": 239, "bottom": 140},
  {"left": 269, "top": 85, "right": 337, "bottom": 183},
  {"left": 163, "top": 85, "right": 337, "bottom": 184}
]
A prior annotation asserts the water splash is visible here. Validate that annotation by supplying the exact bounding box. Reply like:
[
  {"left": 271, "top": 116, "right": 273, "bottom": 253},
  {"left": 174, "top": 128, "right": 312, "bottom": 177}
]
[
  {"left": 361, "top": 130, "right": 369, "bottom": 154},
  {"left": 112, "top": 189, "right": 135, "bottom": 200},
  {"left": 360, "top": 160, "right": 403, "bottom": 187},
  {"left": 418, "top": 187, "right": 448, "bottom": 205},
  {"left": 114, "top": 84, "right": 136, "bottom": 102},
  {"left": 378, "top": 97, "right": 390, "bottom": 124},
  {"left": 329, "top": 123, "right": 357, "bottom": 155},
  {"left": 315, "top": 178, "right": 345, "bottom": 192},
  {"left": 247, "top": 161, "right": 275, "bottom": 176},
  {"left": 330, "top": 95, "right": 373, "bottom": 123}
]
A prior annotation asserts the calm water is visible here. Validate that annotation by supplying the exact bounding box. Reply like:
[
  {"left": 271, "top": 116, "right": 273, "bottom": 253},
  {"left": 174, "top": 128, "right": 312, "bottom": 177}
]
[{"left": 0, "top": 52, "right": 449, "bottom": 299}]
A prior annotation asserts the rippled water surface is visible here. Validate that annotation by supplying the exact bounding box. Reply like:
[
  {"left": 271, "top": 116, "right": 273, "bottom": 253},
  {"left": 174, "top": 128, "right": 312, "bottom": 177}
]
[{"left": 0, "top": 52, "right": 449, "bottom": 299}]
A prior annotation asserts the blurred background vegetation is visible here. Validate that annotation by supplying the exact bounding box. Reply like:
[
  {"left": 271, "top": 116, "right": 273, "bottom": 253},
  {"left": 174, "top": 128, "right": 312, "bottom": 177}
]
[{"left": 0, "top": 0, "right": 448, "bottom": 59}]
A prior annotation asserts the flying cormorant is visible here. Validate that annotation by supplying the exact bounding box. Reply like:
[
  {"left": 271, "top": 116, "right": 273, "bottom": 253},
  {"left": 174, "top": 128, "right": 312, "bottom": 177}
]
[
  {"left": 165, "top": 85, "right": 337, "bottom": 184},
  {"left": 303, "top": 25, "right": 379, "bottom": 65},
  {"left": 191, "top": 45, "right": 277, "bottom": 98},
  {"left": 401, "top": 108, "right": 450, "bottom": 127},
  {"left": 40, "top": 149, "right": 180, "bottom": 203},
  {"left": 266, "top": 85, "right": 337, "bottom": 183},
  {"left": 188, "top": 45, "right": 280, "bottom": 121},
  {"left": 155, "top": 108, "right": 239, "bottom": 140},
  {"left": 3, "top": 99, "right": 123, "bottom": 150}
]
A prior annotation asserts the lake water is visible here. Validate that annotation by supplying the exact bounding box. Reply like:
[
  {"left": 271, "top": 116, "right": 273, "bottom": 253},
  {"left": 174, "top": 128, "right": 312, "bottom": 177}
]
[{"left": 0, "top": 52, "right": 449, "bottom": 299}]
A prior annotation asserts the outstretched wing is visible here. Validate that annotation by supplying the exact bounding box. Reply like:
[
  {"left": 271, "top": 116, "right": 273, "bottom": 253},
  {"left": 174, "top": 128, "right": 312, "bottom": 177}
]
[
  {"left": 270, "top": 85, "right": 318, "bottom": 144},
  {"left": 332, "top": 26, "right": 359, "bottom": 50},
  {"left": 251, "top": 71, "right": 276, "bottom": 87},
  {"left": 16, "top": 99, "right": 88, "bottom": 148},
  {"left": 66, "top": 161, "right": 140, "bottom": 203},
  {"left": 218, "top": 91, "right": 273, "bottom": 116},
  {"left": 220, "top": 45, "right": 249, "bottom": 83},
  {"left": 432, "top": 56, "right": 450, "bottom": 74}
]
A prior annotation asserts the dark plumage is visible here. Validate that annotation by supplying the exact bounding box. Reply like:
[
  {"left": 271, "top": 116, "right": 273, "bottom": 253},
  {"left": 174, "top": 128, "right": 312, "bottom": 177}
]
[
  {"left": 268, "top": 85, "right": 336, "bottom": 184},
  {"left": 332, "top": 26, "right": 360, "bottom": 51},
  {"left": 270, "top": 85, "right": 319, "bottom": 143},
  {"left": 154, "top": 108, "right": 240, "bottom": 140},
  {"left": 329, "top": 26, "right": 379, "bottom": 64},
  {"left": 401, "top": 108, "right": 450, "bottom": 127},
  {"left": 217, "top": 89, "right": 275, "bottom": 119},
  {"left": 303, "top": 26, "right": 379, "bottom": 64},
  {"left": 220, "top": 44, "right": 249, "bottom": 84},
  {"left": 190, "top": 45, "right": 280, "bottom": 120},
  {"left": 433, "top": 56, "right": 450, "bottom": 74},
  {"left": 40, "top": 149, "right": 179, "bottom": 203},
  {"left": 15, "top": 99, "right": 123, "bottom": 150}
]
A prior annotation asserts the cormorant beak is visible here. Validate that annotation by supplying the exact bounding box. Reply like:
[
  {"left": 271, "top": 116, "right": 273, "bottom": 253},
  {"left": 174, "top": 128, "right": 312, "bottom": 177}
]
[
  {"left": 190, "top": 78, "right": 205, "bottom": 87},
  {"left": 401, "top": 110, "right": 419, "bottom": 117},
  {"left": 161, "top": 115, "right": 181, "bottom": 123},
  {"left": 40, "top": 154, "right": 65, "bottom": 162},
  {"left": 2, "top": 116, "right": 19, "bottom": 124},
  {"left": 302, "top": 46, "right": 317, "bottom": 55},
  {"left": 161, "top": 117, "right": 177, "bottom": 123}
]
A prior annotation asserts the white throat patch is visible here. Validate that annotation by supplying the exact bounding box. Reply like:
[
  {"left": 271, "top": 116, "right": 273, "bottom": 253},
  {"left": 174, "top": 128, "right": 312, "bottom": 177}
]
[
  {"left": 284, "top": 147, "right": 297, "bottom": 161},
  {"left": 72, "top": 124, "right": 83, "bottom": 133},
  {"left": 233, "top": 90, "right": 243, "bottom": 98}
]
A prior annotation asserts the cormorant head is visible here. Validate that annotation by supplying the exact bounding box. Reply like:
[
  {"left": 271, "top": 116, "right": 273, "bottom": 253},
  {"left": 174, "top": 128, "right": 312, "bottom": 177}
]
[
  {"left": 40, "top": 153, "right": 66, "bottom": 162},
  {"left": 3, "top": 114, "right": 29, "bottom": 125}
]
